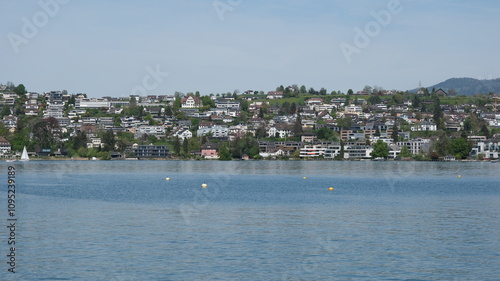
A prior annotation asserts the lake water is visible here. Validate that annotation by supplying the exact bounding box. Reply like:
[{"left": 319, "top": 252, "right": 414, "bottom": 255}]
[{"left": 1, "top": 161, "right": 499, "bottom": 280}]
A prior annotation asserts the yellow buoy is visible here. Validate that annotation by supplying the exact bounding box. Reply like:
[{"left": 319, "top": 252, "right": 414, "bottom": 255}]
[
  {"left": 329, "top": 187, "right": 334, "bottom": 191},
  {"left": 303, "top": 177, "right": 307, "bottom": 179},
  {"left": 202, "top": 183, "right": 208, "bottom": 188},
  {"left": 165, "top": 177, "right": 170, "bottom": 181},
  {"left": 458, "top": 175, "right": 461, "bottom": 178}
]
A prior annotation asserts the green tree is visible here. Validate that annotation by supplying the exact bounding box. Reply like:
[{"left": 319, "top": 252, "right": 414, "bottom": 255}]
[
  {"left": 347, "top": 89, "right": 354, "bottom": 95},
  {"left": 173, "top": 136, "right": 181, "bottom": 156},
  {"left": 188, "top": 137, "right": 201, "bottom": 152},
  {"left": 300, "top": 85, "right": 307, "bottom": 94},
  {"left": 294, "top": 114, "right": 302, "bottom": 136},
  {"left": 480, "top": 124, "right": 490, "bottom": 138},
  {"left": 412, "top": 95, "right": 421, "bottom": 108},
  {"left": 450, "top": 137, "right": 469, "bottom": 159},
  {"left": 173, "top": 93, "right": 182, "bottom": 110},
  {"left": 399, "top": 145, "right": 412, "bottom": 158},
  {"left": 72, "top": 131, "right": 88, "bottom": 150},
  {"left": 255, "top": 126, "right": 266, "bottom": 139},
  {"left": 258, "top": 107, "right": 264, "bottom": 118},
  {"left": 31, "top": 117, "right": 60, "bottom": 148},
  {"left": 335, "top": 141, "right": 345, "bottom": 160},
  {"left": 392, "top": 93, "right": 403, "bottom": 104},
  {"left": 182, "top": 138, "right": 189, "bottom": 154},
  {"left": 96, "top": 151, "right": 111, "bottom": 160},
  {"left": 371, "top": 140, "right": 389, "bottom": 159},
  {"left": 68, "top": 95, "right": 76, "bottom": 106},
  {"left": 463, "top": 112, "right": 480, "bottom": 133},
  {"left": 316, "top": 127, "right": 334, "bottom": 140},
  {"left": 391, "top": 123, "right": 399, "bottom": 143},
  {"left": 337, "top": 117, "right": 352, "bottom": 130},
  {"left": 201, "top": 96, "right": 215, "bottom": 109},
  {"left": 368, "top": 95, "right": 381, "bottom": 105},
  {"left": 14, "top": 84, "right": 26, "bottom": 96},
  {"left": 0, "top": 122, "right": 9, "bottom": 138},
  {"left": 165, "top": 105, "right": 173, "bottom": 116},
  {"left": 290, "top": 102, "right": 297, "bottom": 115},
  {"left": 147, "top": 134, "right": 157, "bottom": 144},
  {"left": 433, "top": 97, "right": 445, "bottom": 130},
  {"left": 1, "top": 106, "right": 11, "bottom": 117},
  {"left": 432, "top": 131, "right": 451, "bottom": 157},
  {"left": 218, "top": 143, "right": 232, "bottom": 160},
  {"left": 102, "top": 130, "right": 116, "bottom": 151}
]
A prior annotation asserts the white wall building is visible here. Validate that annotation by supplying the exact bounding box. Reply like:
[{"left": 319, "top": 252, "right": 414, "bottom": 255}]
[
  {"left": 197, "top": 125, "right": 229, "bottom": 138},
  {"left": 76, "top": 98, "right": 110, "bottom": 109}
]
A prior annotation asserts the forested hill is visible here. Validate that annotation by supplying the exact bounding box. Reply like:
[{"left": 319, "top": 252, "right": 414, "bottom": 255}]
[{"left": 412, "top": 77, "right": 500, "bottom": 96}]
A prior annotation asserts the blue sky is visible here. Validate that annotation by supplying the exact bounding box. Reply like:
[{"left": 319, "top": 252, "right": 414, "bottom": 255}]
[{"left": 1, "top": 0, "right": 499, "bottom": 97}]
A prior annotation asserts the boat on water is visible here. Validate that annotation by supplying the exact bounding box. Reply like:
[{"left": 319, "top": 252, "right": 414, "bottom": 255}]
[{"left": 20, "top": 146, "right": 29, "bottom": 161}]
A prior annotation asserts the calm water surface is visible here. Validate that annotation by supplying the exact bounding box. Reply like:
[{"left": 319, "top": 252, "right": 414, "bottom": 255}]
[{"left": 0, "top": 161, "right": 499, "bottom": 280}]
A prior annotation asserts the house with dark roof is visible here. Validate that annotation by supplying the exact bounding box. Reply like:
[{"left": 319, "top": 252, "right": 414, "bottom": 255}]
[
  {"left": 201, "top": 143, "right": 220, "bottom": 159},
  {"left": 0, "top": 136, "right": 11, "bottom": 155},
  {"left": 181, "top": 95, "right": 202, "bottom": 108}
]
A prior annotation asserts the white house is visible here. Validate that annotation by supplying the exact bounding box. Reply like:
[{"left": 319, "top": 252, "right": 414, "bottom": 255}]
[
  {"left": 172, "top": 128, "right": 193, "bottom": 140},
  {"left": 137, "top": 125, "right": 166, "bottom": 136},
  {"left": 197, "top": 125, "right": 229, "bottom": 138},
  {"left": 0, "top": 136, "right": 11, "bottom": 155},
  {"left": 267, "top": 124, "right": 293, "bottom": 138},
  {"left": 76, "top": 98, "right": 110, "bottom": 109},
  {"left": 411, "top": 122, "right": 437, "bottom": 132},
  {"left": 87, "top": 138, "right": 102, "bottom": 149},
  {"left": 181, "top": 96, "right": 202, "bottom": 108},
  {"left": 266, "top": 91, "right": 284, "bottom": 99},
  {"left": 470, "top": 141, "right": 500, "bottom": 159}
]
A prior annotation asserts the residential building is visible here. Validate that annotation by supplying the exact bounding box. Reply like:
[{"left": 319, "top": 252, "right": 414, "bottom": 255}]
[
  {"left": 172, "top": 128, "right": 193, "bottom": 140},
  {"left": 301, "top": 134, "right": 317, "bottom": 143},
  {"left": 345, "top": 105, "right": 362, "bottom": 114},
  {"left": 137, "top": 125, "right": 166, "bottom": 136},
  {"left": 0, "top": 136, "right": 11, "bottom": 155},
  {"left": 76, "top": 98, "right": 110, "bottom": 109},
  {"left": 201, "top": 143, "right": 220, "bottom": 159},
  {"left": 2, "top": 115, "right": 17, "bottom": 129},
  {"left": 25, "top": 99, "right": 39, "bottom": 116},
  {"left": 266, "top": 91, "right": 284, "bottom": 99},
  {"left": 87, "top": 138, "right": 102, "bottom": 149},
  {"left": 44, "top": 103, "right": 65, "bottom": 119},
  {"left": 216, "top": 99, "right": 240, "bottom": 109},
  {"left": 259, "top": 141, "right": 301, "bottom": 156},
  {"left": 132, "top": 144, "right": 169, "bottom": 158},
  {"left": 267, "top": 124, "right": 293, "bottom": 138},
  {"left": 344, "top": 143, "right": 373, "bottom": 159},
  {"left": 306, "top": 98, "right": 323, "bottom": 106},
  {"left": 181, "top": 95, "right": 202, "bottom": 108},
  {"left": 411, "top": 122, "right": 437, "bottom": 131},
  {"left": 197, "top": 125, "right": 229, "bottom": 138},
  {"left": 470, "top": 141, "right": 500, "bottom": 159},
  {"left": 300, "top": 142, "right": 341, "bottom": 158}
]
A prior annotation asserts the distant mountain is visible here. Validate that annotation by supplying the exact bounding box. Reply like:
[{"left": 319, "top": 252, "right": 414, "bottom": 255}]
[{"left": 411, "top": 77, "right": 500, "bottom": 96}]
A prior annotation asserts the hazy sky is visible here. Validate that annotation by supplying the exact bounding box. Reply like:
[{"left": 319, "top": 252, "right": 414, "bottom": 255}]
[{"left": 2, "top": 0, "right": 499, "bottom": 97}]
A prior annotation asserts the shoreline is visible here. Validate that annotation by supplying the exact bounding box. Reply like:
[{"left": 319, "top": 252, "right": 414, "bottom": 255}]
[{"left": 2, "top": 157, "right": 494, "bottom": 162}]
